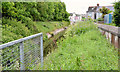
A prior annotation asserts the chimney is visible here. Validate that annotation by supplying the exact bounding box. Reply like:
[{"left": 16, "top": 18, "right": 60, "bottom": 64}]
[{"left": 97, "top": 3, "right": 99, "bottom": 6}]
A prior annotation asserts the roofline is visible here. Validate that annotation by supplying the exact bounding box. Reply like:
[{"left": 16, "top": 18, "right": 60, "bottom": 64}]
[{"left": 89, "top": 5, "right": 113, "bottom": 8}]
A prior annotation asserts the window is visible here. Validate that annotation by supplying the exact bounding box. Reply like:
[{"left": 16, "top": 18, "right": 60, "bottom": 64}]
[{"left": 88, "top": 12, "right": 92, "bottom": 17}]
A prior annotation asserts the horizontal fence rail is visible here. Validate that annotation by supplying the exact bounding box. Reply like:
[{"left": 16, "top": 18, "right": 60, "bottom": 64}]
[
  {"left": 0, "top": 33, "right": 43, "bottom": 70},
  {"left": 97, "top": 24, "right": 120, "bottom": 48}
]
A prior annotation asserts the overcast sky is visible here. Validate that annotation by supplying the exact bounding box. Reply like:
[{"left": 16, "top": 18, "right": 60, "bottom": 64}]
[{"left": 61, "top": 0, "right": 118, "bottom": 14}]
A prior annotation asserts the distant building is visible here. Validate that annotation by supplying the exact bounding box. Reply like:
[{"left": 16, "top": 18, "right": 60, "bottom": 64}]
[
  {"left": 80, "top": 14, "right": 86, "bottom": 18},
  {"left": 69, "top": 12, "right": 82, "bottom": 25},
  {"left": 86, "top": 4, "right": 114, "bottom": 20}
]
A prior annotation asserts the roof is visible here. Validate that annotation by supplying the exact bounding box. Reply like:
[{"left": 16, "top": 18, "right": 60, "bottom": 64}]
[
  {"left": 87, "top": 6, "right": 97, "bottom": 12},
  {"left": 76, "top": 14, "right": 80, "bottom": 16},
  {"left": 69, "top": 13, "right": 81, "bottom": 16},
  {"left": 70, "top": 13, "right": 73, "bottom": 16},
  {"left": 96, "top": 6, "right": 114, "bottom": 12},
  {"left": 87, "top": 5, "right": 114, "bottom": 13}
]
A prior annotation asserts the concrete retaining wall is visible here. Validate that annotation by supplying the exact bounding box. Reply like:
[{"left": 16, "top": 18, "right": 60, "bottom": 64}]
[{"left": 97, "top": 24, "right": 120, "bottom": 48}]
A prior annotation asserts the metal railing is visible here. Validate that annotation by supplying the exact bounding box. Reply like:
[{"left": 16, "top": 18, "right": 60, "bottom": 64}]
[{"left": 0, "top": 33, "right": 43, "bottom": 70}]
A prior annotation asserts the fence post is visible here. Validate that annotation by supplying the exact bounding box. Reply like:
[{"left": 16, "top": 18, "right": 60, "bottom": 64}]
[
  {"left": 40, "top": 34, "right": 43, "bottom": 68},
  {"left": 20, "top": 41, "right": 25, "bottom": 70}
]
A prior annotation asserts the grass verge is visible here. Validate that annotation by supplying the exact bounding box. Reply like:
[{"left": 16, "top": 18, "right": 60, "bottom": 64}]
[{"left": 36, "top": 21, "right": 118, "bottom": 70}]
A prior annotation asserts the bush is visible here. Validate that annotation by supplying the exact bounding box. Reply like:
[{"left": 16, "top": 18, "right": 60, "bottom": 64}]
[
  {"left": 2, "top": 29, "right": 23, "bottom": 43},
  {"left": 2, "top": 20, "right": 70, "bottom": 43},
  {"left": 97, "top": 18, "right": 104, "bottom": 21},
  {"left": 94, "top": 19, "right": 97, "bottom": 22},
  {"left": 88, "top": 18, "right": 93, "bottom": 22},
  {"left": 2, "top": 18, "right": 37, "bottom": 43},
  {"left": 2, "top": 18, "right": 31, "bottom": 37},
  {"left": 113, "top": 2, "right": 120, "bottom": 27}
]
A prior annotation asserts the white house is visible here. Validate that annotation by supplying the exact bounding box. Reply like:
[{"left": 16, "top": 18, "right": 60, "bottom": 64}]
[
  {"left": 69, "top": 12, "right": 82, "bottom": 25},
  {"left": 86, "top": 4, "right": 114, "bottom": 20}
]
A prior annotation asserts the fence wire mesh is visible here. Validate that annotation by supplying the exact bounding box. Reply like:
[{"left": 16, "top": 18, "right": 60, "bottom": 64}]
[
  {"left": 0, "top": 33, "right": 43, "bottom": 70},
  {"left": 1, "top": 44, "right": 20, "bottom": 70},
  {"left": 23, "top": 36, "right": 41, "bottom": 70}
]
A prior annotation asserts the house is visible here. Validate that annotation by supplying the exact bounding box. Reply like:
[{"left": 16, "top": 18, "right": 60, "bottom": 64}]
[
  {"left": 86, "top": 4, "right": 114, "bottom": 20},
  {"left": 69, "top": 12, "right": 82, "bottom": 25}
]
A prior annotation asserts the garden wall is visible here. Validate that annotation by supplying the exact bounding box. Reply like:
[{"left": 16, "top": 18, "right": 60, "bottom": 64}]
[{"left": 97, "top": 24, "right": 120, "bottom": 48}]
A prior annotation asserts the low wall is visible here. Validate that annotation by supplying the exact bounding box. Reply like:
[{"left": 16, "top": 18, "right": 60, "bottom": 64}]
[{"left": 97, "top": 24, "right": 120, "bottom": 48}]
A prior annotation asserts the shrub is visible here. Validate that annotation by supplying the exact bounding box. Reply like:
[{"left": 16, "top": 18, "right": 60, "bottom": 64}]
[
  {"left": 97, "top": 18, "right": 104, "bottom": 21},
  {"left": 88, "top": 18, "right": 93, "bottom": 22},
  {"left": 2, "top": 18, "right": 31, "bottom": 37},
  {"left": 94, "top": 19, "right": 97, "bottom": 22},
  {"left": 2, "top": 29, "right": 23, "bottom": 43},
  {"left": 99, "top": 6, "right": 112, "bottom": 18},
  {"left": 113, "top": 2, "right": 120, "bottom": 27},
  {"left": 2, "top": 18, "right": 38, "bottom": 43}
]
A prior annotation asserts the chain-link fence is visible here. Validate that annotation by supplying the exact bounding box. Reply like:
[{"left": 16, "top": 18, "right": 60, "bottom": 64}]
[{"left": 0, "top": 33, "right": 43, "bottom": 70}]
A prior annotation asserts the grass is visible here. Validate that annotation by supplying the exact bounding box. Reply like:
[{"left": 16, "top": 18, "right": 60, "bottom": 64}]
[
  {"left": 104, "top": 23, "right": 117, "bottom": 27},
  {"left": 35, "top": 21, "right": 70, "bottom": 54},
  {"left": 0, "top": 19, "right": 2, "bottom": 44},
  {"left": 1, "top": 20, "right": 70, "bottom": 70},
  {"left": 36, "top": 21, "right": 118, "bottom": 70},
  {"left": 0, "top": 24, "right": 2, "bottom": 44},
  {"left": 35, "top": 21, "right": 70, "bottom": 41},
  {"left": 35, "top": 21, "right": 70, "bottom": 35},
  {"left": 2, "top": 20, "right": 70, "bottom": 43}
]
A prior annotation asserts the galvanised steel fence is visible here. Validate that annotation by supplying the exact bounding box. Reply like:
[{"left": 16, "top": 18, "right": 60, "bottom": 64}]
[{"left": 0, "top": 33, "right": 43, "bottom": 70}]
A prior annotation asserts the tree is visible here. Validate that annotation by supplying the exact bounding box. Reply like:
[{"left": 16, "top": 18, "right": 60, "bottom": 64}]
[
  {"left": 2, "top": 2, "right": 70, "bottom": 22},
  {"left": 46, "top": 2, "right": 55, "bottom": 21},
  {"left": 113, "top": 2, "right": 120, "bottom": 26},
  {"left": 99, "top": 6, "right": 112, "bottom": 18}
]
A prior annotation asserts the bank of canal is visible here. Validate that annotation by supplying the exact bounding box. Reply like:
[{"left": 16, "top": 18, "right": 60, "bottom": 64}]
[{"left": 43, "top": 27, "right": 68, "bottom": 57}]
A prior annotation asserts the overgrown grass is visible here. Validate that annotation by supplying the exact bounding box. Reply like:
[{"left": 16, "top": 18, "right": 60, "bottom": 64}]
[
  {"left": 2, "top": 19, "right": 70, "bottom": 43},
  {"left": 35, "top": 21, "right": 70, "bottom": 35},
  {"left": 36, "top": 21, "right": 118, "bottom": 70},
  {"left": 0, "top": 24, "right": 2, "bottom": 44},
  {"left": 104, "top": 23, "right": 118, "bottom": 27},
  {"left": 35, "top": 21, "right": 70, "bottom": 43}
]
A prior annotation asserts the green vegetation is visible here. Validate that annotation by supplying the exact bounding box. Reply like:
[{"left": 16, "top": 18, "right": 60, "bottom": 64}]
[
  {"left": 2, "top": 2, "right": 70, "bottom": 43},
  {"left": 97, "top": 18, "right": 104, "bottom": 21},
  {"left": 104, "top": 23, "right": 116, "bottom": 27},
  {"left": 2, "top": 20, "right": 69, "bottom": 43},
  {"left": 36, "top": 22, "right": 118, "bottom": 70},
  {"left": 1, "top": 2, "right": 70, "bottom": 70},
  {"left": 2, "top": 2, "right": 69, "bottom": 22},
  {"left": 82, "top": 17, "right": 86, "bottom": 21},
  {"left": 35, "top": 21, "right": 69, "bottom": 35},
  {"left": 0, "top": 21, "right": 2, "bottom": 44},
  {"left": 99, "top": 6, "right": 112, "bottom": 19},
  {"left": 113, "top": 2, "right": 120, "bottom": 27}
]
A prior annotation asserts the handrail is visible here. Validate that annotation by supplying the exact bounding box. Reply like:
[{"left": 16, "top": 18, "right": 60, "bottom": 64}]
[
  {"left": 0, "top": 33, "right": 42, "bottom": 49},
  {"left": 0, "top": 32, "right": 43, "bottom": 70}
]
